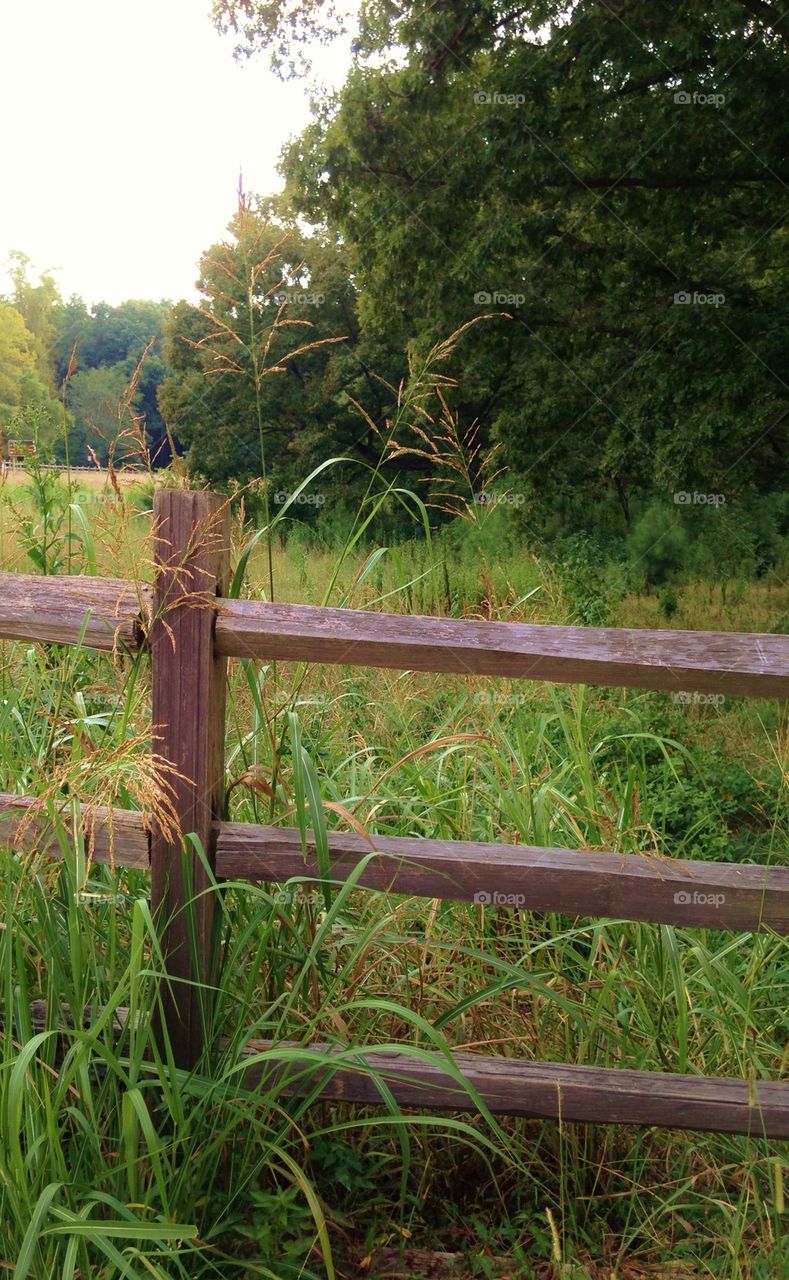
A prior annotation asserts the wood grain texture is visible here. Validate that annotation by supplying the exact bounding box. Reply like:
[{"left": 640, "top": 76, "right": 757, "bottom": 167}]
[
  {"left": 240, "top": 1042, "right": 789, "bottom": 1137},
  {"left": 3, "top": 801, "right": 783, "bottom": 934},
  {"left": 215, "top": 601, "right": 789, "bottom": 698},
  {"left": 215, "top": 823, "right": 789, "bottom": 934},
  {"left": 0, "top": 792, "right": 148, "bottom": 867},
  {"left": 15, "top": 1003, "right": 785, "bottom": 1138},
  {"left": 0, "top": 572, "right": 149, "bottom": 652},
  {"left": 0, "top": 569, "right": 785, "bottom": 699},
  {"left": 150, "top": 490, "right": 230, "bottom": 1068}
]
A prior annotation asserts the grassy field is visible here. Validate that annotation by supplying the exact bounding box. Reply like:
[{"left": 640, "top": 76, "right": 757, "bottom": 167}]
[{"left": 0, "top": 467, "right": 786, "bottom": 1279}]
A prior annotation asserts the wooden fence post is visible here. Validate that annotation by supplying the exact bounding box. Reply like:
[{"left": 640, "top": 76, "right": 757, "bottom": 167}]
[{"left": 150, "top": 489, "right": 230, "bottom": 1069}]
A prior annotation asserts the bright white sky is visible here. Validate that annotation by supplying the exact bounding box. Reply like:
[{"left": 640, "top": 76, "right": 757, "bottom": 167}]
[{"left": 0, "top": 0, "right": 352, "bottom": 307}]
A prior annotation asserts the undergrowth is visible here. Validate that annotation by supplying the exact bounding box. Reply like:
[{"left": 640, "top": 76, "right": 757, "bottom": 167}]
[{"left": 0, "top": 352, "right": 786, "bottom": 1277}]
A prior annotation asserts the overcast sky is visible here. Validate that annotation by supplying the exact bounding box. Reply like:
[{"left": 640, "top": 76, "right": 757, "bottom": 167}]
[{"left": 0, "top": 0, "right": 351, "bottom": 307}]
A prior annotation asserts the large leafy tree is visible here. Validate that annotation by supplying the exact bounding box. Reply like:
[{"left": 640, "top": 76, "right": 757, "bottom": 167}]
[
  {"left": 5, "top": 252, "right": 60, "bottom": 393},
  {"left": 216, "top": 0, "right": 789, "bottom": 537},
  {"left": 0, "top": 304, "right": 34, "bottom": 415},
  {"left": 65, "top": 364, "right": 133, "bottom": 466},
  {"left": 0, "top": 302, "right": 61, "bottom": 447},
  {"left": 159, "top": 201, "right": 402, "bottom": 501}
]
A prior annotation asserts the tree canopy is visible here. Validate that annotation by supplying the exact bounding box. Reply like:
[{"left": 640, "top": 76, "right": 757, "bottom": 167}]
[
  {"left": 210, "top": 0, "right": 788, "bottom": 543},
  {"left": 1, "top": 256, "right": 175, "bottom": 466},
  {"left": 54, "top": 295, "right": 173, "bottom": 465},
  {"left": 0, "top": 301, "right": 61, "bottom": 447},
  {"left": 158, "top": 202, "right": 404, "bottom": 507},
  {"left": 0, "top": 303, "right": 34, "bottom": 414}
]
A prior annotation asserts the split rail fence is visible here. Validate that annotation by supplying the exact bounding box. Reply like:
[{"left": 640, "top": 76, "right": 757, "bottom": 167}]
[{"left": 0, "top": 490, "right": 787, "bottom": 1137}]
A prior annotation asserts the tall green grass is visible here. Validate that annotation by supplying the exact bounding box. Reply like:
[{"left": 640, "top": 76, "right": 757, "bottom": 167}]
[{"left": 0, "top": 458, "right": 785, "bottom": 1276}]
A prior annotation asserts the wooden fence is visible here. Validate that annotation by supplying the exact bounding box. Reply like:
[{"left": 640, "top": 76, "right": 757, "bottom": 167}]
[{"left": 0, "top": 489, "right": 787, "bottom": 1137}]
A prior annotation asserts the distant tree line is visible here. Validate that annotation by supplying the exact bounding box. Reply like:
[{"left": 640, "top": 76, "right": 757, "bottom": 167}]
[{"left": 0, "top": 251, "right": 173, "bottom": 467}]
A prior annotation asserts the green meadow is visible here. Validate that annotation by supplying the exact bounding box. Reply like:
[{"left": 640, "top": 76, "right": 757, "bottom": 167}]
[{"left": 0, "top": 466, "right": 785, "bottom": 1278}]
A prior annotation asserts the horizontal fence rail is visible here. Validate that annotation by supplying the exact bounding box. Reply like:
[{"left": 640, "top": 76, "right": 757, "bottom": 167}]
[
  {"left": 0, "top": 491, "right": 787, "bottom": 1136},
  {"left": 1, "top": 572, "right": 787, "bottom": 699},
  {"left": 0, "top": 573, "right": 147, "bottom": 652},
  {"left": 0, "top": 793, "right": 149, "bottom": 868},
  {"left": 241, "top": 1043, "right": 789, "bottom": 1138},
  {"left": 215, "top": 822, "right": 789, "bottom": 934},
  {"left": 216, "top": 600, "right": 789, "bottom": 698},
  {"left": 2, "top": 796, "right": 786, "bottom": 935},
  {"left": 13, "top": 1003, "right": 788, "bottom": 1138}
]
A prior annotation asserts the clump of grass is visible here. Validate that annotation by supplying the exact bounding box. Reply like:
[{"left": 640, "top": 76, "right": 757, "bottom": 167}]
[{"left": 1, "top": 803, "right": 516, "bottom": 1276}]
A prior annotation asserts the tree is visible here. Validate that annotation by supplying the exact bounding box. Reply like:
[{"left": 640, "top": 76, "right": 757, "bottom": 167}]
[
  {"left": 159, "top": 200, "right": 403, "bottom": 503},
  {"left": 65, "top": 364, "right": 131, "bottom": 466},
  {"left": 5, "top": 251, "right": 60, "bottom": 393},
  {"left": 0, "top": 302, "right": 62, "bottom": 451},
  {"left": 0, "top": 303, "right": 34, "bottom": 416},
  {"left": 217, "top": 0, "right": 789, "bottom": 541},
  {"left": 212, "top": 0, "right": 352, "bottom": 76},
  {"left": 53, "top": 296, "right": 174, "bottom": 465}
]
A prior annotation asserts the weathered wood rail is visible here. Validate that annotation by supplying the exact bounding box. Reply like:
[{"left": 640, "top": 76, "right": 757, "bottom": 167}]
[
  {"left": 0, "top": 490, "right": 787, "bottom": 1136},
  {"left": 0, "top": 573, "right": 147, "bottom": 651},
  {"left": 1, "top": 572, "right": 786, "bottom": 697},
  {"left": 2, "top": 798, "right": 785, "bottom": 933},
  {"left": 241, "top": 1043, "right": 789, "bottom": 1138},
  {"left": 10, "top": 1001, "right": 785, "bottom": 1137},
  {"left": 214, "top": 600, "right": 789, "bottom": 697}
]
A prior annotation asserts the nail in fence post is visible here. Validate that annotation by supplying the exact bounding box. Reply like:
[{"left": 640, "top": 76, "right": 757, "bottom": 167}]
[{"left": 150, "top": 489, "right": 230, "bottom": 1069}]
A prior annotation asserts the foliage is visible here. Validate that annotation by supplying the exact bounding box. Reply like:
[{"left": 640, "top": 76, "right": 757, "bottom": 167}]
[
  {"left": 0, "top": 477, "right": 785, "bottom": 1274},
  {"left": 63, "top": 364, "right": 131, "bottom": 466},
  {"left": 5, "top": 250, "right": 60, "bottom": 392},
  {"left": 213, "top": 0, "right": 353, "bottom": 75},
  {"left": 2, "top": 255, "right": 173, "bottom": 467},
  {"left": 0, "top": 302, "right": 35, "bottom": 416},
  {"left": 547, "top": 532, "right": 624, "bottom": 626},
  {"left": 0, "top": 4, "right": 787, "bottom": 1268},
  {"left": 213, "top": 0, "right": 789, "bottom": 547},
  {"left": 54, "top": 296, "right": 173, "bottom": 465},
  {"left": 158, "top": 199, "right": 404, "bottom": 504},
  {"left": 2, "top": 449, "right": 97, "bottom": 575},
  {"left": 0, "top": 301, "right": 62, "bottom": 450}
]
